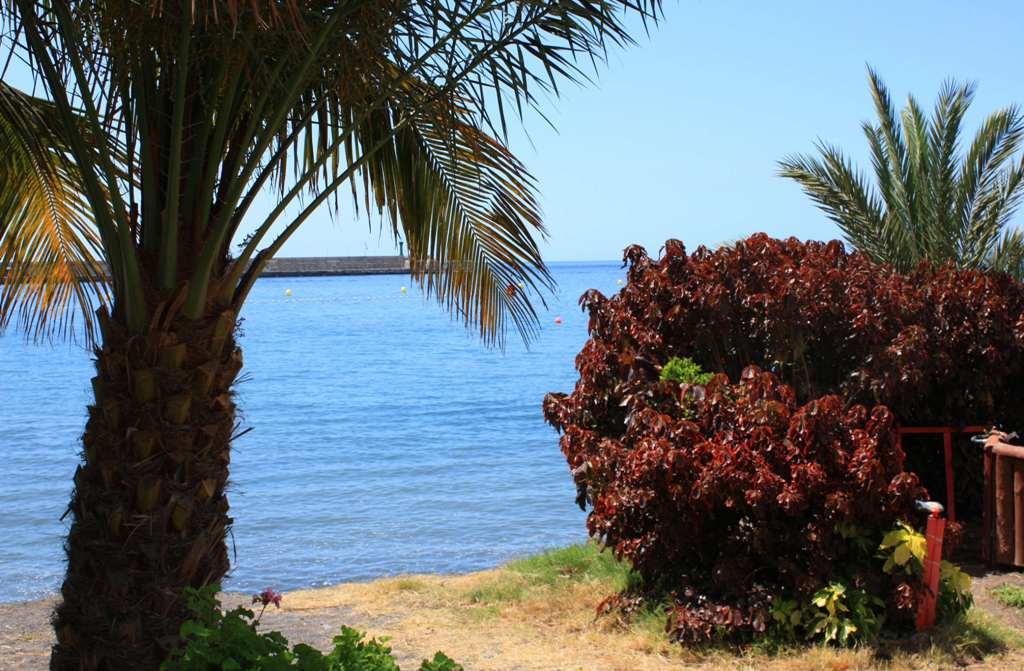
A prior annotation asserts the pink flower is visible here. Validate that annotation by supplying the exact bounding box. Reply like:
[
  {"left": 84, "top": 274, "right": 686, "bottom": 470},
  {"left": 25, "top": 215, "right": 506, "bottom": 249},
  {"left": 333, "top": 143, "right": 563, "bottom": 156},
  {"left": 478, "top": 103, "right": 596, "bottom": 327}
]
[{"left": 253, "top": 588, "right": 283, "bottom": 608}]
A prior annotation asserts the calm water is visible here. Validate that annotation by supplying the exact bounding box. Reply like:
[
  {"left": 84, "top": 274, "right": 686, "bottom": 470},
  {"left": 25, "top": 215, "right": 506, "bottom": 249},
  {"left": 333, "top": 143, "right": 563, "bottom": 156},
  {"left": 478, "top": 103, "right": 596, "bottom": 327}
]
[{"left": 0, "top": 262, "right": 621, "bottom": 603}]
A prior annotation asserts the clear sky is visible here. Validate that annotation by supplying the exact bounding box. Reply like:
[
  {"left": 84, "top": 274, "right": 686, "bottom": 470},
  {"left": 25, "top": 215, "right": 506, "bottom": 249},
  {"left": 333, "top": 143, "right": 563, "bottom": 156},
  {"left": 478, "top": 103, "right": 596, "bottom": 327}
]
[{"left": 277, "top": 0, "right": 1024, "bottom": 261}]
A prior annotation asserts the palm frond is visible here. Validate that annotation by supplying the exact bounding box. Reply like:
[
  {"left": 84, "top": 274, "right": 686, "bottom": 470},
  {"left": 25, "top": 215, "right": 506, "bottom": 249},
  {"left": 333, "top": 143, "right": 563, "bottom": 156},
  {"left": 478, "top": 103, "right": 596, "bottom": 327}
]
[
  {"left": 392, "top": 106, "right": 553, "bottom": 347},
  {"left": 0, "top": 81, "right": 108, "bottom": 343},
  {"left": 866, "top": 66, "right": 914, "bottom": 245},
  {"left": 929, "top": 79, "right": 972, "bottom": 250},
  {"left": 778, "top": 147, "right": 886, "bottom": 260}
]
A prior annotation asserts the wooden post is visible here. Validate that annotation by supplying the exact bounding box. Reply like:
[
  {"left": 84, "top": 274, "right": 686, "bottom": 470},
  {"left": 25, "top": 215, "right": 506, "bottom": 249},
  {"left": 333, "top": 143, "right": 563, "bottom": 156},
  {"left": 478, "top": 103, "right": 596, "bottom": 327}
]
[
  {"left": 1015, "top": 461, "right": 1024, "bottom": 567},
  {"left": 996, "top": 454, "right": 1015, "bottom": 565},
  {"left": 982, "top": 444, "right": 994, "bottom": 563},
  {"left": 943, "top": 429, "right": 956, "bottom": 522}
]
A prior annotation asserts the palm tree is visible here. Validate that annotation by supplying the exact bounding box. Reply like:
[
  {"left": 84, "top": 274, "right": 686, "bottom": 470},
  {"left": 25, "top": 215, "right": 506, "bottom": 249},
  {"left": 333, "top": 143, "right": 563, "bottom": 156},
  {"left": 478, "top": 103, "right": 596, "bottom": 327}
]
[
  {"left": 779, "top": 67, "right": 1024, "bottom": 277},
  {"left": 0, "top": 2, "right": 661, "bottom": 668}
]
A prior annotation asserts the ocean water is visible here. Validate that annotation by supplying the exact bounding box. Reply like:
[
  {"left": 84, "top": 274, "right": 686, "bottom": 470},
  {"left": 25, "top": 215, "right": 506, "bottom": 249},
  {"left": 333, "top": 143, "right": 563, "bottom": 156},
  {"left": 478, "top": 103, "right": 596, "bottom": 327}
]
[{"left": 0, "top": 261, "right": 622, "bottom": 603}]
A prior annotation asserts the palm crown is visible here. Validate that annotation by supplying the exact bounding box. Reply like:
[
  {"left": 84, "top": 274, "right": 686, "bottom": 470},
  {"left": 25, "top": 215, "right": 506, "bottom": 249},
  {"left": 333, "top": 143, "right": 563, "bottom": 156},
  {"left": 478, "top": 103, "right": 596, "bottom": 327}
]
[
  {"left": 1, "top": 0, "right": 661, "bottom": 346},
  {"left": 779, "top": 67, "right": 1024, "bottom": 277}
]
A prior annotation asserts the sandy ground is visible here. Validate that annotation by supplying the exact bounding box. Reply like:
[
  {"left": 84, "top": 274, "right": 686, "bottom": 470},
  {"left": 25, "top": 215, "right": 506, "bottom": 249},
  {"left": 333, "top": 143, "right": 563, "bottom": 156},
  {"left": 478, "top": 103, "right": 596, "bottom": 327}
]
[{"left": 3, "top": 566, "right": 1023, "bottom": 671}]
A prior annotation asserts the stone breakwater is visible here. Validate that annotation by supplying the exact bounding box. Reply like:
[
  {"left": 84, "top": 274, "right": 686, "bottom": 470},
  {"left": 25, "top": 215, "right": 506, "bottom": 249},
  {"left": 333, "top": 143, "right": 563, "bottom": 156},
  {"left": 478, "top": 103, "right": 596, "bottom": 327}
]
[{"left": 260, "top": 256, "right": 409, "bottom": 277}]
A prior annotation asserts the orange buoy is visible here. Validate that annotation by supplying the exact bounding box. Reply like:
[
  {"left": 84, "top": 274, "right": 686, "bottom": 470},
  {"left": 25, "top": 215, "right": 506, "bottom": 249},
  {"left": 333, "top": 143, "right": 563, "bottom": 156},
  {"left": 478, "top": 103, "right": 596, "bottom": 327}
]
[{"left": 554, "top": 316, "right": 563, "bottom": 325}]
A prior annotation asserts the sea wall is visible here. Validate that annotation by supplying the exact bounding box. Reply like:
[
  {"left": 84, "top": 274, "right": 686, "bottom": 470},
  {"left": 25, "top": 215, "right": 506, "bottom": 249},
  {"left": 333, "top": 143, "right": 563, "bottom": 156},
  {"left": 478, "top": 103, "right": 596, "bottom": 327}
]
[{"left": 259, "top": 256, "right": 409, "bottom": 277}]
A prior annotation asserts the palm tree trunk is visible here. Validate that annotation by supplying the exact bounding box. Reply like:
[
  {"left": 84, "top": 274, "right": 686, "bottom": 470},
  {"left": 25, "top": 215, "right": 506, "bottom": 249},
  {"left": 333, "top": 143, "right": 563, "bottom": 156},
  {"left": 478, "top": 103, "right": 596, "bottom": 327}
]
[{"left": 51, "top": 304, "right": 242, "bottom": 670}]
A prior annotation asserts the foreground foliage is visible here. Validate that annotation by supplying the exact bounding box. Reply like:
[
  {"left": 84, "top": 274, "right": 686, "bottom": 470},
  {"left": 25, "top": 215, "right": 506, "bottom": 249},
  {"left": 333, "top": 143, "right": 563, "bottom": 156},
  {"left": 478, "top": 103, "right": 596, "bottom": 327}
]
[
  {"left": 780, "top": 68, "right": 1024, "bottom": 278},
  {"left": 163, "top": 585, "right": 461, "bottom": 671}
]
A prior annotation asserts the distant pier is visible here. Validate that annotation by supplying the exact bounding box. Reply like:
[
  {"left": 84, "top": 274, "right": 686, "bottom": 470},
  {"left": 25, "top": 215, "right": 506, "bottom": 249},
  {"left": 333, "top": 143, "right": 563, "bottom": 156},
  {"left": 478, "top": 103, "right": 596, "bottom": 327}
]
[{"left": 259, "top": 256, "right": 410, "bottom": 277}]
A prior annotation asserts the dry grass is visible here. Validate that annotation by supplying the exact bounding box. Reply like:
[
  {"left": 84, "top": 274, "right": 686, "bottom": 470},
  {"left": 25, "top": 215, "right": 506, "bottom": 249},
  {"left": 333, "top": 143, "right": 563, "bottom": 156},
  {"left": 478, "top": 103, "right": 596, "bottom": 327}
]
[{"left": 278, "top": 545, "right": 1024, "bottom": 671}]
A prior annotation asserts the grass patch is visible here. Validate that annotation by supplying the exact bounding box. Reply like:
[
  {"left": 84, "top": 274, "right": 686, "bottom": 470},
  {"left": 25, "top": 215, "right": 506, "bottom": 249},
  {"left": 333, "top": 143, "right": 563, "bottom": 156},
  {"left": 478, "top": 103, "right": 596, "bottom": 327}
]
[
  {"left": 464, "top": 579, "right": 526, "bottom": 605},
  {"left": 459, "top": 542, "right": 635, "bottom": 608},
  {"left": 391, "top": 577, "right": 429, "bottom": 592},
  {"left": 506, "top": 542, "right": 637, "bottom": 591},
  {"left": 457, "top": 604, "right": 501, "bottom": 624},
  {"left": 992, "top": 583, "right": 1024, "bottom": 609},
  {"left": 881, "top": 608, "right": 1024, "bottom": 667}
]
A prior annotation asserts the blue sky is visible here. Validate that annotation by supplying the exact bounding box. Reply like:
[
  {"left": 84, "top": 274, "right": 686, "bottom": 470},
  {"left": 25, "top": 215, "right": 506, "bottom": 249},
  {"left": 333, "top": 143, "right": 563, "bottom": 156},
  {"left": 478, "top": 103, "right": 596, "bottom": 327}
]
[{"left": 279, "top": 0, "right": 1024, "bottom": 261}]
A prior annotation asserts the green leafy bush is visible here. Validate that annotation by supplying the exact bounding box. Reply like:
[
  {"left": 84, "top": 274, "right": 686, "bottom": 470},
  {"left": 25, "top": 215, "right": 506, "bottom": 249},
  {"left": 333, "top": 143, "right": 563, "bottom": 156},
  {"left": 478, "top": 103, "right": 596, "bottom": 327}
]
[
  {"left": 769, "top": 584, "right": 884, "bottom": 646},
  {"left": 804, "top": 583, "right": 885, "bottom": 645},
  {"left": 658, "top": 356, "right": 712, "bottom": 385},
  {"left": 762, "top": 521, "right": 972, "bottom": 646},
  {"left": 162, "top": 585, "right": 461, "bottom": 671}
]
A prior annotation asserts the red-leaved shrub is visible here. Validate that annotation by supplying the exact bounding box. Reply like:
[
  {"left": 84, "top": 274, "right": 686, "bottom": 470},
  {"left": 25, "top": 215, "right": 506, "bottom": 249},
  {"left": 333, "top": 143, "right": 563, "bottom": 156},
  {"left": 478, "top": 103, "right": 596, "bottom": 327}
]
[
  {"left": 545, "top": 365, "right": 925, "bottom": 640},
  {"left": 572, "top": 234, "right": 1024, "bottom": 427},
  {"left": 543, "top": 235, "right": 1024, "bottom": 640}
]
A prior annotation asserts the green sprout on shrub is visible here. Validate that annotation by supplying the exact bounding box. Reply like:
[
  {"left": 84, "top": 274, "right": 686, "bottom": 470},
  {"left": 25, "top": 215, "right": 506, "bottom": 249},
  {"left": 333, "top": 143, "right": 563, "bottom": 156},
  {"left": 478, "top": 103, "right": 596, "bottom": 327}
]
[{"left": 659, "top": 356, "right": 713, "bottom": 385}]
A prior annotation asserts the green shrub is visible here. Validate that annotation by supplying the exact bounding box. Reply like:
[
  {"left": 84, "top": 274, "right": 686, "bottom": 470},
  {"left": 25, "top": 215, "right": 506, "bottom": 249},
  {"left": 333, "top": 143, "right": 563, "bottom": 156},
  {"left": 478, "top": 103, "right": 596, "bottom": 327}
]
[
  {"left": 658, "top": 356, "right": 712, "bottom": 385},
  {"left": 768, "top": 582, "right": 885, "bottom": 646},
  {"left": 763, "top": 521, "right": 972, "bottom": 646},
  {"left": 162, "top": 585, "right": 461, "bottom": 671},
  {"left": 804, "top": 582, "right": 885, "bottom": 645}
]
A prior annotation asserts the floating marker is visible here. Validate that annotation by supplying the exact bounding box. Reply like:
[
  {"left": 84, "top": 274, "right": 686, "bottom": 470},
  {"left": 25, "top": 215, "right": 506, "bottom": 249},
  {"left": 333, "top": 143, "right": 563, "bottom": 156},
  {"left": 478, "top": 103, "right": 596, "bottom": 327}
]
[
  {"left": 400, "top": 286, "right": 408, "bottom": 294},
  {"left": 284, "top": 288, "right": 293, "bottom": 297},
  {"left": 554, "top": 316, "right": 563, "bottom": 325},
  {"left": 616, "top": 279, "right": 624, "bottom": 286},
  {"left": 517, "top": 282, "right": 526, "bottom": 289}
]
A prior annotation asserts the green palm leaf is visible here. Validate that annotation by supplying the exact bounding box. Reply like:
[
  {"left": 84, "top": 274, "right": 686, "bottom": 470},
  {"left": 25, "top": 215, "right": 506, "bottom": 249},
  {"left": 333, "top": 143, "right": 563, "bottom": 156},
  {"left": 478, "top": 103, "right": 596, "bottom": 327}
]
[{"left": 0, "top": 81, "right": 108, "bottom": 342}]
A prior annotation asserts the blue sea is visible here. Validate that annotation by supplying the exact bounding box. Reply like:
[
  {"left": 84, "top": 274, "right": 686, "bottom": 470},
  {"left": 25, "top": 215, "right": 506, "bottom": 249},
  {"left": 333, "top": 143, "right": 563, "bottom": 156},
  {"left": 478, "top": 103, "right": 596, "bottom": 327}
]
[{"left": 0, "top": 262, "right": 622, "bottom": 603}]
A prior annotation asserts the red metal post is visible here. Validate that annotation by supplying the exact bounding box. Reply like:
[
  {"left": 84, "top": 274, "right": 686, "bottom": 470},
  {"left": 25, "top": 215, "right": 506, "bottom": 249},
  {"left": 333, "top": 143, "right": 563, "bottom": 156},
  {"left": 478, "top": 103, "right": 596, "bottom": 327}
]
[{"left": 916, "top": 511, "right": 946, "bottom": 632}]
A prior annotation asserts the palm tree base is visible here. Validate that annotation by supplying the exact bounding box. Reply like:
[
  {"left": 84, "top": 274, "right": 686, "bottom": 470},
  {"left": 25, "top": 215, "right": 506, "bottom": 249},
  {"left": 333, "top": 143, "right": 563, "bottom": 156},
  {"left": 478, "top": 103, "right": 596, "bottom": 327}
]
[{"left": 50, "top": 305, "right": 241, "bottom": 670}]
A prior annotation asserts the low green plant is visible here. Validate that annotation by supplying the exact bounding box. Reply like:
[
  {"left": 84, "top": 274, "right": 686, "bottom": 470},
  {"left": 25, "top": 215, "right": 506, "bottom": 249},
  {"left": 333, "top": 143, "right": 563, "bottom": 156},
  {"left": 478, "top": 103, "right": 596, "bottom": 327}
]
[
  {"left": 878, "top": 522, "right": 927, "bottom": 575},
  {"left": 992, "top": 583, "right": 1024, "bottom": 609},
  {"left": 938, "top": 561, "right": 973, "bottom": 617},
  {"left": 767, "top": 582, "right": 885, "bottom": 647},
  {"left": 162, "top": 585, "right": 461, "bottom": 671},
  {"left": 768, "top": 598, "right": 804, "bottom": 642},
  {"left": 805, "top": 583, "right": 885, "bottom": 646},
  {"left": 659, "top": 356, "right": 713, "bottom": 385},
  {"left": 877, "top": 521, "right": 973, "bottom": 618}
]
